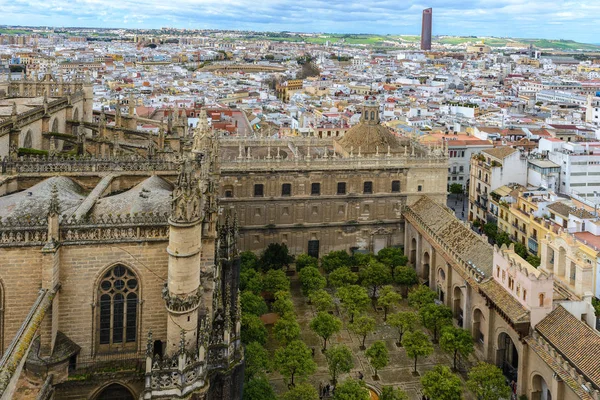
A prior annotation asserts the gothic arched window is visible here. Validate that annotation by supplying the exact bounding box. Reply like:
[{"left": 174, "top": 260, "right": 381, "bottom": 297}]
[
  {"left": 23, "top": 130, "right": 33, "bottom": 148},
  {"left": 98, "top": 265, "right": 139, "bottom": 350},
  {"left": 371, "top": 111, "right": 375, "bottom": 120}
]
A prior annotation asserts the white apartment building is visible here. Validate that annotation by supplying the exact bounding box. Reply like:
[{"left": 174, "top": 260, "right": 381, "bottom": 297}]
[
  {"left": 469, "top": 147, "right": 529, "bottom": 222},
  {"left": 540, "top": 138, "right": 600, "bottom": 199},
  {"left": 447, "top": 139, "right": 494, "bottom": 189}
]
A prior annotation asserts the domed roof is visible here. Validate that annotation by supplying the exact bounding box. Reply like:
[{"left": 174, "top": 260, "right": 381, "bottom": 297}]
[
  {"left": 0, "top": 176, "right": 86, "bottom": 220},
  {"left": 336, "top": 123, "right": 403, "bottom": 154},
  {"left": 92, "top": 176, "right": 173, "bottom": 217}
]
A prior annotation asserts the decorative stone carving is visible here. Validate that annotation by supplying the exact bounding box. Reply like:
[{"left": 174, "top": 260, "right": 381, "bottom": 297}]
[
  {"left": 162, "top": 284, "right": 203, "bottom": 313},
  {"left": 170, "top": 158, "right": 203, "bottom": 224}
]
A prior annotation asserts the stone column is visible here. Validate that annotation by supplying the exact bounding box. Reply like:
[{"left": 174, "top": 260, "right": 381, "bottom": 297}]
[
  {"left": 165, "top": 159, "right": 204, "bottom": 356},
  {"left": 39, "top": 185, "right": 61, "bottom": 357}
]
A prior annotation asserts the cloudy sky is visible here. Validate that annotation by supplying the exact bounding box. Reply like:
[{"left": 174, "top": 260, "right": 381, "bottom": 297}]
[{"left": 2, "top": 0, "right": 600, "bottom": 43}]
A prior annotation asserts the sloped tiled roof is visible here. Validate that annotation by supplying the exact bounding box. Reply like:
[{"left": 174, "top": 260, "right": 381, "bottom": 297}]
[
  {"left": 547, "top": 202, "right": 573, "bottom": 217},
  {"left": 482, "top": 147, "right": 517, "bottom": 160},
  {"left": 536, "top": 306, "right": 600, "bottom": 386},
  {"left": 408, "top": 196, "right": 493, "bottom": 276},
  {"left": 478, "top": 279, "right": 530, "bottom": 324}
]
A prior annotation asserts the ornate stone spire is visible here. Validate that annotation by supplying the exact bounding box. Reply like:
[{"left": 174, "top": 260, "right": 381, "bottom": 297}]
[
  {"left": 193, "top": 109, "right": 210, "bottom": 152},
  {"left": 48, "top": 184, "right": 60, "bottom": 217},
  {"left": 170, "top": 157, "right": 202, "bottom": 224}
]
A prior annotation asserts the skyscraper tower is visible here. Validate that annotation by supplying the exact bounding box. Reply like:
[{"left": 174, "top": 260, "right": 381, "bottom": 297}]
[{"left": 421, "top": 8, "right": 432, "bottom": 51}]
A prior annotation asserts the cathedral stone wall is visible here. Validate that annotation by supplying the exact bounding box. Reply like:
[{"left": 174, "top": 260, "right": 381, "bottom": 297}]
[
  {"left": 57, "top": 242, "right": 169, "bottom": 356},
  {"left": 0, "top": 241, "right": 170, "bottom": 358},
  {"left": 0, "top": 246, "right": 44, "bottom": 355}
]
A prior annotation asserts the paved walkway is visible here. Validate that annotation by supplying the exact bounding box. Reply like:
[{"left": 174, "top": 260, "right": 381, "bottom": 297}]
[
  {"left": 266, "top": 276, "right": 475, "bottom": 399},
  {"left": 447, "top": 193, "right": 468, "bottom": 222}
]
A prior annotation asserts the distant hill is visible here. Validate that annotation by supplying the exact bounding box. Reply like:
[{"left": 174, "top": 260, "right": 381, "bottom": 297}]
[{"left": 242, "top": 32, "right": 600, "bottom": 52}]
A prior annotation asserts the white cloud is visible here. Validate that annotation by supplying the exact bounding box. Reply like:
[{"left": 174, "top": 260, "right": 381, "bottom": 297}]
[{"left": 1, "top": 0, "right": 599, "bottom": 43}]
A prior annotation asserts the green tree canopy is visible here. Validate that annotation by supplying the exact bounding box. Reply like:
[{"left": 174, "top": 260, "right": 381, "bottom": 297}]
[
  {"left": 394, "top": 266, "right": 418, "bottom": 296},
  {"left": 495, "top": 231, "right": 511, "bottom": 247},
  {"left": 483, "top": 223, "right": 498, "bottom": 241},
  {"left": 402, "top": 330, "right": 434, "bottom": 373},
  {"left": 295, "top": 253, "right": 318, "bottom": 272},
  {"left": 309, "top": 289, "right": 335, "bottom": 312},
  {"left": 407, "top": 285, "right": 436, "bottom": 310},
  {"left": 244, "top": 341, "right": 270, "bottom": 381},
  {"left": 380, "top": 386, "right": 408, "bottom": 400},
  {"left": 359, "top": 261, "right": 392, "bottom": 298},
  {"left": 240, "top": 268, "right": 263, "bottom": 294},
  {"left": 280, "top": 382, "right": 319, "bottom": 400},
  {"left": 377, "top": 247, "right": 408, "bottom": 278},
  {"left": 273, "top": 314, "right": 301, "bottom": 345},
  {"left": 299, "top": 266, "right": 326, "bottom": 296},
  {"left": 349, "top": 315, "right": 376, "bottom": 349},
  {"left": 420, "top": 303, "right": 453, "bottom": 342},
  {"left": 241, "top": 290, "right": 268, "bottom": 316},
  {"left": 241, "top": 314, "right": 268, "bottom": 345},
  {"left": 526, "top": 255, "right": 541, "bottom": 268},
  {"left": 241, "top": 250, "right": 259, "bottom": 271},
  {"left": 259, "top": 243, "right": 294, "bottom": 271},
  {"left": 328, "top": 266, "right": 358, "bottom": 288},
  {"left": 420, "top": 365, "right": 462, "bottom": 400},
  {"left": 322, "top": 250, "right": 353, "bottom": 273},
  {"left": 513, "top": 242, "right": 528, "bottom": 259},
  {"left": 387, "top": 311, "right": 418, "bottom": 346},
  {"left": 365, "top": 340, "right": 389, "bottom": 378},
  {"left": 466, "top": 362, "right": 512, "bottom": 400},
  {"left": 274, "top": 340, "right": 317, "bottom": 387},
  {"left": 243, "top": 376, "right": 276, "bottom": 400},
  {"left": 310, "top": 312, "right": 342, "bottom": 351},
  {"left": 333, "top": 379, "right": 370, "bottom": 400},
  {"left": 272, "top": 290, "right": 295, "bottom": 316},
  {"left": 325, "top": 345, "right": 354, "bottom": 385},
  {"left": 377, "top": 285, "right": 402, "bottom": 321},
  {"left": 263, "top": 269, "right": 291, "bottom": 295},
  {"left": 352, "top": 253, "right": 375, "bottom": 267},
  {"left": 440, "top": 326, "right": 474, "bottom": 371},
  {"left": 338, "top": 284, "right": 370, "bottom": 323},
  {"left": 449, "top": 183, "right": 464, "bottom": 195}
]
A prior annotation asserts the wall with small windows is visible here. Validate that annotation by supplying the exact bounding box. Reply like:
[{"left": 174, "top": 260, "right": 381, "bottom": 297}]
[{"left": 493, "top": 244, "right": 553, "bottom": 327}]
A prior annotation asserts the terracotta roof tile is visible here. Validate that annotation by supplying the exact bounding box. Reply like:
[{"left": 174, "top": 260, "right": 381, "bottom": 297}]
[
  {"left": 478, "top": 279, "right": 530, "bottom": 324},
  {"left": 482, "top": 147, "right": 518, "bottom": 160},
  {"left": 536, "top": 306, "right": 600, "bottom": 386},
  {"left": 408, "top": 197, "right": 493, "bottom": 276}
]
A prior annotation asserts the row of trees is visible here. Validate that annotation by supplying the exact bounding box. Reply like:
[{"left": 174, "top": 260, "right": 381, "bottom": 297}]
[
  {"left": 403, "top": 285, "right": 512, "bottom": 400},
  {"left": 242, "top": 244, "right": 512, "bottom": 400},
  {"left": 479, "top": 222, "right": 541, "bottom": 267},
  {"left": 299, "top": 248, "right": 409, "bottom": 399}
]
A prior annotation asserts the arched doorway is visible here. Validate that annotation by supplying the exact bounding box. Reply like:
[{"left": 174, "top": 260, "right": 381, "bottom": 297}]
[
  {"left": 453, "top": 286, "right": 464, "bottom": 327},
  {"left": 531, "top": 374, "right": 552, "bottom": 400},
  {"left": 497, "top": 332, "right": 519, "bottom": 384},
  {"left": 436, "top": 268, "right": 446, "bottom": 302},
  {"left": 23, "top": 129, "right": 33, "bottom": 148},
  {"left": 472, "top": 308, "right": 484, "bottom": 345},
  {"left": 545, "top": 247, "right": 554, "bottom": 270},
  {"left": 421, "top": 251, "right": 430, "bottom": 285},
  {"left": 557, "top": 247, "right": 566, "bottom": 277},
  {"left": 51, "top": 118, "right": 59, "bottom": 133},
  {"left": 72, "top": 108, "right": 80, "bottom": 136},
  {"left": 95, "top": 383, "right": 135, "bottom": 400},
  {"left": 410, "top": 238, "right": 417, "bottom": 265}
]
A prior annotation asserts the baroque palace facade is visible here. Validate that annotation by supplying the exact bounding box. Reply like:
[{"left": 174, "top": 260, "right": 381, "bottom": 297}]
[{"left": 0, "top": 75, "right": 598, "bottom": 400}]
